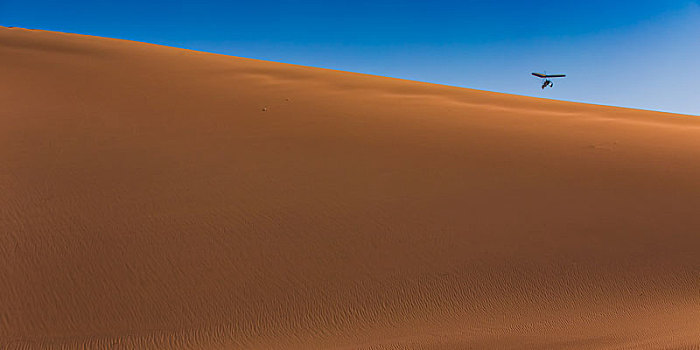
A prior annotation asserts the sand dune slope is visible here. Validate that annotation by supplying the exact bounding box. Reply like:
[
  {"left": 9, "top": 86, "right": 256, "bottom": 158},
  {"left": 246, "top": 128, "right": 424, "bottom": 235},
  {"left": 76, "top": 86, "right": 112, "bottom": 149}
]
[{"left": 1, "top": 27, "right": 698, "bottom": 349}]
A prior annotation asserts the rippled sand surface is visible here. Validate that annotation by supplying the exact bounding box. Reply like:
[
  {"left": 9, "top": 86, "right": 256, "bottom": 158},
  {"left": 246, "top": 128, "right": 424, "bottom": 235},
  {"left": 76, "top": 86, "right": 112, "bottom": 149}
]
[{"left": 1, "top": 27, "right": 698, "bottom": 349}]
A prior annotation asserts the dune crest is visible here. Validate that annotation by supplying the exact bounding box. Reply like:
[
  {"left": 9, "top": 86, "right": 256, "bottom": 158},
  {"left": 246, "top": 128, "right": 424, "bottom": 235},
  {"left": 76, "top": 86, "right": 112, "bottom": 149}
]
[{"left": 1, "top": 27, "right": 698, "bottom": 349}]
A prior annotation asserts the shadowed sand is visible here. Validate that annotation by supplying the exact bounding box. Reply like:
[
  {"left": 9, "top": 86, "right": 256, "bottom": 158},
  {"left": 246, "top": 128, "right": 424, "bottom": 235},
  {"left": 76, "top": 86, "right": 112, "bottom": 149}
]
[{"left": 1, "top": 27, "right": 698, "bottom": 349}]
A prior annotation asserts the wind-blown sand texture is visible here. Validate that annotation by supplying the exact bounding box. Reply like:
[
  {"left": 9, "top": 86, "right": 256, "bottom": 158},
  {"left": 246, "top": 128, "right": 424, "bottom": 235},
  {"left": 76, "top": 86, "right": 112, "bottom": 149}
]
[{"left": 1, "top": 27, "right": 698, "bottom": 349}]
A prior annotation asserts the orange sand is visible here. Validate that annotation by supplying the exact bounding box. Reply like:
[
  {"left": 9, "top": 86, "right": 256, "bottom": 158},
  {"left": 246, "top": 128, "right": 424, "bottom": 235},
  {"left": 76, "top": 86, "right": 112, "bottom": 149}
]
[{"left": 1, "top": 27, "right": 698, "bottom": 349}]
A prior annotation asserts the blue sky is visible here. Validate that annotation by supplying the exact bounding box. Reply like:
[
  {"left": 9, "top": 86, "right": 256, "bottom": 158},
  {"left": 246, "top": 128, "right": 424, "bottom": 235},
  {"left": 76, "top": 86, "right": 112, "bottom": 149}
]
[{"left": 2, "top": 0, "right": 698, "bottom": 115}]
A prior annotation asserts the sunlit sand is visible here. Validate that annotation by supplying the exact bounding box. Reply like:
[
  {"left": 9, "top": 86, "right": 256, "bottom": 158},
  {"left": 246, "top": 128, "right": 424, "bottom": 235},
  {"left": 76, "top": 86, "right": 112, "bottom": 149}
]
[{"left": 1, "top": 27, "right": 698, "bottom": 349}]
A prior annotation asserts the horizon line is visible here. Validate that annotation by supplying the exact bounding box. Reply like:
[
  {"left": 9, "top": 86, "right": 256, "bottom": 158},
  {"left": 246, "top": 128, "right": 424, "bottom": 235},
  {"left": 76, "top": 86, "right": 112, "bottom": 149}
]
[{"left": 2, "top": 25, "right": 696, "bottom": 117}]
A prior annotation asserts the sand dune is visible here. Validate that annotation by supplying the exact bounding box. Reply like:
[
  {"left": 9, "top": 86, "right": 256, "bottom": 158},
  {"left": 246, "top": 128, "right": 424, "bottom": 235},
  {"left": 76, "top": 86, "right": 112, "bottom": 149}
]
[{"left": 1, "top": 27, "right": 698, "bottom": 349}]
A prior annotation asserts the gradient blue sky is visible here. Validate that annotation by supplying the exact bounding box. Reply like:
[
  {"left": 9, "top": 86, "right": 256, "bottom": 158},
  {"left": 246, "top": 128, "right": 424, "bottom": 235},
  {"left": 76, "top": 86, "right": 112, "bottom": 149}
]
[{"left": 2, "top": 1, "right": 698, "bottom": 115}]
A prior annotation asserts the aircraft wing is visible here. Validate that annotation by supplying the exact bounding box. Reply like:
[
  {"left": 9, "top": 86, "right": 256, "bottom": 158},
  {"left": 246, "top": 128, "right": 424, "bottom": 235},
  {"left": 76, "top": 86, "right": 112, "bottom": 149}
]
[{"left": 532, "top": 73, "right": 566, "bottom": 78}]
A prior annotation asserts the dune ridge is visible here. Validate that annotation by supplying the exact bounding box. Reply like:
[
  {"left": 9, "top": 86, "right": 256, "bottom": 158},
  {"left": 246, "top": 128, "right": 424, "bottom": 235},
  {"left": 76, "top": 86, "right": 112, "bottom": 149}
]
[{"left": 1, "top": 27, "right": 698, "bottom": 349}]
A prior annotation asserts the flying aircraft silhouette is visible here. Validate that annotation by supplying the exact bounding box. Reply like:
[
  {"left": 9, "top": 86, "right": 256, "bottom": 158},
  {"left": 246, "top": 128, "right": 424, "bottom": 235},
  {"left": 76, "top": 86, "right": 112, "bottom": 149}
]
[{"left": 532, "top": 72, "right": 566, "bottom": 89}]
